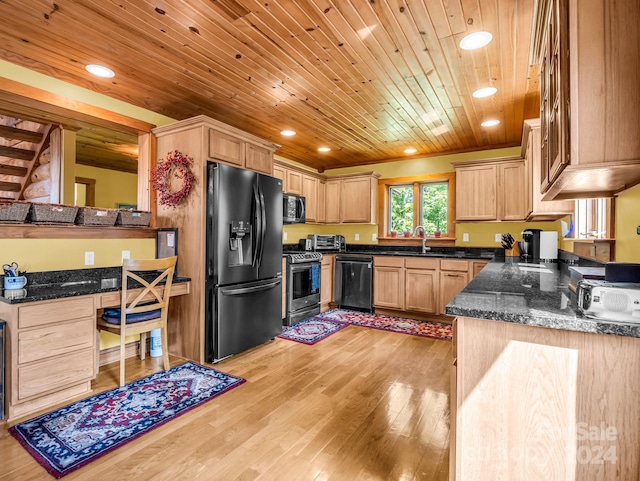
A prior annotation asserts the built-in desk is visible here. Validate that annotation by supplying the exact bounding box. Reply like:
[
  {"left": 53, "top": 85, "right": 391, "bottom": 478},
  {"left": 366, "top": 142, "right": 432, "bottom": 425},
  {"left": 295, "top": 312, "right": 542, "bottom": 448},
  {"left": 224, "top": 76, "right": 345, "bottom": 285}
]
[{"left": 0, "top": 267, "right": 190, "bottom": 422}]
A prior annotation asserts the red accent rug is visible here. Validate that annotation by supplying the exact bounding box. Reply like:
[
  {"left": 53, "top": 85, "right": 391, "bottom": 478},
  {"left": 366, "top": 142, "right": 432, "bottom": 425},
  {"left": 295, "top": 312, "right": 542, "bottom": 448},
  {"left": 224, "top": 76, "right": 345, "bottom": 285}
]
[
  {"left": 316, "top": 308, "right": 452, "bottom": 341},
  {"left": 9, "top": 362, "right": 244, "bottom": 478},
  {"left": 278, "top": 317, "right": 348, "bottom": 344}
]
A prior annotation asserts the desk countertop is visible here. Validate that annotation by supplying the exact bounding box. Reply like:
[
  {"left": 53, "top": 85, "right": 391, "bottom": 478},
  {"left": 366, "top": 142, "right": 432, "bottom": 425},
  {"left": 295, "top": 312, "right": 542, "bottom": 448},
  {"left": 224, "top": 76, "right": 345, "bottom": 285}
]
[{"left": 0, "top": 266, "right": 191, "bottom": 304}]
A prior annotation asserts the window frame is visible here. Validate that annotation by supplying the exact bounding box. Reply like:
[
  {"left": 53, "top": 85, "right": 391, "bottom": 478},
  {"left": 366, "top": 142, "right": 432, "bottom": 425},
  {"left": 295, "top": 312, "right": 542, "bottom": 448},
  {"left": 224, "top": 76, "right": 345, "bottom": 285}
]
[{"left": 378, "top": 172, "right": 456, "bottom": 239}]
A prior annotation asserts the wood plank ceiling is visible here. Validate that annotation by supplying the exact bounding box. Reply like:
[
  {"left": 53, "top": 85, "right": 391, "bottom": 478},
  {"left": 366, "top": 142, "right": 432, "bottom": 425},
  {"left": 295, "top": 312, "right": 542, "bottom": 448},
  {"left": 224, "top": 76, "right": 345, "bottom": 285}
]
[{"left": 0, "top": 0, "right": 537, "bottom": 172}]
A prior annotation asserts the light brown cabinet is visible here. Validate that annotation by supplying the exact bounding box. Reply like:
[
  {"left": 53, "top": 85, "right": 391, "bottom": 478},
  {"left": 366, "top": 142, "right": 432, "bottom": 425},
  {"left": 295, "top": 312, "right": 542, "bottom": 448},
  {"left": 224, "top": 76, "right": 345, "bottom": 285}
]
[
  {"left": 3, "top": 296, "right": 96, "bottom": 421},
  {"left": 302, "top": 174, "right": 319, "bottom": 223},
  {"left": 320, "top": 254, "right": 334, "bottom": 312},
  {"left": 325, "top": 173, "right": 380, "bottom": 224},
  {"left": 522, "top": 119, "right": 574, "bottom": 220},
  {"left": 208, "top": 125, "right": 274, "bottom": 175},
  {"left": 404, "top": 257, "right": 438, "bottom": 314},
  {"left": 438, "top": 259, "right": 469, "bottom": 315},
  {"left": 533, "top": 0, "right": 640, "bottom": 200},
  {"left": 454, "top": 159, "right": 527, "bottom": 222},
  {"left": 373, "top": 257, "right": 405, "bottom": 310},
  {"left": 374, "top": 256, "right": 446, "bottom": 315}
]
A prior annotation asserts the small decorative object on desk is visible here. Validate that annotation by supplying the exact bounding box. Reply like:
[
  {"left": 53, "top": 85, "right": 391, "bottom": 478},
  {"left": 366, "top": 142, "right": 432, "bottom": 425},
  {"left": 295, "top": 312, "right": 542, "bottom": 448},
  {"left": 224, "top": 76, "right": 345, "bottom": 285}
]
[
  {"left": 0, "top": 201, "right": 30, "bottom": 224},
  {"left": 29, "top": 203, "right": 78, "bottom": 224},
  {"left": 116, "top": 209, "right": 151, "bottom": 227},
  {"left": 76, "top": 207, "right": 118, "bottom": 226}
]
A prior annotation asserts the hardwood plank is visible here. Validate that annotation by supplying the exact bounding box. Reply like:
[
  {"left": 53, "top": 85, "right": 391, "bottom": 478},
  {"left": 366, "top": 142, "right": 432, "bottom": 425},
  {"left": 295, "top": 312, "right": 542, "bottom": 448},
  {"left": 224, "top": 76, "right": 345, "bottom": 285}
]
[{"left": 0, "top": 324, "right": 452, "bottom": 481}]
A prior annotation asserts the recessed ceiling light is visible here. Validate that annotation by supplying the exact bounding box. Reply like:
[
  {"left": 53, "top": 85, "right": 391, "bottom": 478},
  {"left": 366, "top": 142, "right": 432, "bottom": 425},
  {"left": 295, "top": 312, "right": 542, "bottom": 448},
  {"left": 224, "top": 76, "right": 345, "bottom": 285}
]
[
  {"left": 481, "top": 119, "right": 501, "bottom": 127},
  {"left": 317, "top": 147, "right": 331, "bottom": 152},
  {"left": 280, "top": 130, "right": 296, "bottom": 136},
  {"left": 459, "top": 31, "right": 493, "bottom": 50},
  {"left": 85, "top": 64, "right": 115, "bottom": 78},
  {"left": 473, "top": 87, "right": 497, "bottom": 98},
  {"left": 404, "top": 148, "right": 417, "bottom": 154}
]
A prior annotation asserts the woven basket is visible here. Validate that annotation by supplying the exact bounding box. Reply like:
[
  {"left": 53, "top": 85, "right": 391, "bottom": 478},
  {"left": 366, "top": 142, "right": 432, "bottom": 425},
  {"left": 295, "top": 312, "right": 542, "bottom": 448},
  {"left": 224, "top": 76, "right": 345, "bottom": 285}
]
[
  {"left": 29, "top": 203, "right": 79, "bottom": 224},
  {"left": 0, "top": 201, "right": 31, "bottom": 223},
  {"left": 116, "top": 210, "right": 151, "bottom": 227},
  {"left": 76, "top": 207, "right": 118, "bottom": 226}
]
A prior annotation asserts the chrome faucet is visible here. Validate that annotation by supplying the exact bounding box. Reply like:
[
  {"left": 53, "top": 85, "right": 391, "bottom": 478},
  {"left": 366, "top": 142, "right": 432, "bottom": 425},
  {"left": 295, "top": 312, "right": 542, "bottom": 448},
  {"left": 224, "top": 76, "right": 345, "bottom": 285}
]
[{"left": 413, "top": 225, "right": 430, "bottom": 253}]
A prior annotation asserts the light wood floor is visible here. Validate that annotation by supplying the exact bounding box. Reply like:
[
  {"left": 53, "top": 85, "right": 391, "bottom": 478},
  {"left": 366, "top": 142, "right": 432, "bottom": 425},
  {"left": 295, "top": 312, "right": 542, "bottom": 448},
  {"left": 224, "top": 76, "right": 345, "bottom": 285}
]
[{"left": 0, "top": 325, "right": 452, "bottom": 481}]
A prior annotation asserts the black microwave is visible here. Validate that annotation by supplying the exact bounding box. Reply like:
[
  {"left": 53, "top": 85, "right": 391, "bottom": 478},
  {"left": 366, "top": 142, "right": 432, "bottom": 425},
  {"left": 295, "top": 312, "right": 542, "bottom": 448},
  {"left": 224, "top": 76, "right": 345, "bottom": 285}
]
[{"left": 283, "top": 193, "right": 305, "bottom": 224}]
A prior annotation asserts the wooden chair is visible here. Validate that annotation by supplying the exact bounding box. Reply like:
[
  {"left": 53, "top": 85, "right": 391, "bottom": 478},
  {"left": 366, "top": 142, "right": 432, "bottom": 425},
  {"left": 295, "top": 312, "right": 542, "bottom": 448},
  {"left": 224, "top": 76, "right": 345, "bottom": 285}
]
[{"left": 97, "top": 256, "right": 177, "bottom": 386}]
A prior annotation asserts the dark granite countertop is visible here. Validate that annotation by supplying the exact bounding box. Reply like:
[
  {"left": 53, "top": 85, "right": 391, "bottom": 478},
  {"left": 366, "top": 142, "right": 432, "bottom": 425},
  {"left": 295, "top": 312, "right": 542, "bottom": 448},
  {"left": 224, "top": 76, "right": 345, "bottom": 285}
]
[
  {"left": 0, "top": 266, "right": 191, "bottom": 305},
  {"left": 283, "top": 244, "right": 499, "bottom": 260},
  {"left": 446, "top": 258, "right": 640, "bottom": 338}
]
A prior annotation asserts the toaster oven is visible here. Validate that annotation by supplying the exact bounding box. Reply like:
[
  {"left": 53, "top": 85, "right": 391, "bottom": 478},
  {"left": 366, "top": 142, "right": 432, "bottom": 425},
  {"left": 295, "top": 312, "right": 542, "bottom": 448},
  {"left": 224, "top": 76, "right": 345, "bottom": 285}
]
[{"left": 576, "top": 280, "right": 640, "bottom": 322}]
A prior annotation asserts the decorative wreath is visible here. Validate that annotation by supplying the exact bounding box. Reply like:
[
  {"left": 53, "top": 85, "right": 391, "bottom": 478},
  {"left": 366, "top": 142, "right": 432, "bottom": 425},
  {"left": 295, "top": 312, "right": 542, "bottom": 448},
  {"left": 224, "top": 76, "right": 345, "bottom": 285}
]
[{"left": 151, "top": 150, "right": 196, "bottom": 208}]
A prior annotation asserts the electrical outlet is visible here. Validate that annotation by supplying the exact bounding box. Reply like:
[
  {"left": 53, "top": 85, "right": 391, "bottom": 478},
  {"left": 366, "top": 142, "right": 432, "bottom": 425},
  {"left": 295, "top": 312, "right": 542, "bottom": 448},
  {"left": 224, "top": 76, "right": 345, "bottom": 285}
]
[
  {"left": 354, "top": 233, "right": 360, "bottom": 241},
  {"left": 283, "top": 232, "right": 288, "bottom": 241},
  {"left": 372, "top": 233, "right": 377, "bottom": 241},
  {"left": 495, "top": 233, "right": 502, "bottom": 242},
  {"left": 463, "top": 233, "right": 469, "bottom": 242},
  {"left": 84, "top": 251, "right": 95, "bottom": 266},
  {"left": 122, "top": 250, "right": 130, "bottom": 261}
]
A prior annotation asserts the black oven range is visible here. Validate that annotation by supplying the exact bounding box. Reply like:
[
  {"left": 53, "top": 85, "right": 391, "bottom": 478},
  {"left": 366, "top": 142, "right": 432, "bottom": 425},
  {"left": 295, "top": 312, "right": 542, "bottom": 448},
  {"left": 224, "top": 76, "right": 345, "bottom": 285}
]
[{"left": 285, "top": 252, "right": 322, "bottom": 326}]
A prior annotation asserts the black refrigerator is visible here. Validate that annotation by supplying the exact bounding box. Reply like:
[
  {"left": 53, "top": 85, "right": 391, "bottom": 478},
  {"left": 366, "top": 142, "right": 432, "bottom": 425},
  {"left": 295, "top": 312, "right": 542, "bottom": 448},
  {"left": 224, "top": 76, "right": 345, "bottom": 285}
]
[{"left": 205, "top": 162, "right": 283, "bottom": 363}]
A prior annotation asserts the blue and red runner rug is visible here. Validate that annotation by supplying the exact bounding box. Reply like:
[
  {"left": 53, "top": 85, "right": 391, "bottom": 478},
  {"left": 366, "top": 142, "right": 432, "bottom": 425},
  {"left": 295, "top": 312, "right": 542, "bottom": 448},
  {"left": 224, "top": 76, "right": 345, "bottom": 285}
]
[
  {"left": 279, "top": 308, "right": 452, "bottom": 344},
  {"left": 9, "top": 362, "right": 244, "bottom": 478}
]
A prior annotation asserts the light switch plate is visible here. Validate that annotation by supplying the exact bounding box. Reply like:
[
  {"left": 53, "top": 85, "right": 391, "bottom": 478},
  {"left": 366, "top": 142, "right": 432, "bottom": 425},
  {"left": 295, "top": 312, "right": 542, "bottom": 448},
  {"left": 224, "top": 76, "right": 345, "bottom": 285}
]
[{"left": 84, "top": 251, "right": 95, "bottom": 266}]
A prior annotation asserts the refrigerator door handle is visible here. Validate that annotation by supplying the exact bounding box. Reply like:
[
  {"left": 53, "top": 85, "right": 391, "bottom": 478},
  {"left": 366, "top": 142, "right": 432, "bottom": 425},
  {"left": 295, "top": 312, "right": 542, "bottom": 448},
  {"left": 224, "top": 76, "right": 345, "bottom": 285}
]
[
  {"left": 256, "top": 185, "right": 267, "bottom": 267},
  {"left": 220, "top": 279, "right": 281, "bottom": 296},
  {"left": 252, "top": 183, "right": 263, "bottom": 268}
]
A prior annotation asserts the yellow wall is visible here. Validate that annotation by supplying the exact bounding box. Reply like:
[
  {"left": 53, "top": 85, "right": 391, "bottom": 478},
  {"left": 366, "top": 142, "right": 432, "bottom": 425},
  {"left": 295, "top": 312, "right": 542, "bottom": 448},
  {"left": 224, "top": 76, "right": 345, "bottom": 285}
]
[
  {"left": 615, "top": 184, "right": 640, "bottom": 263},
  {"left": 0, "top": 238, "right": 155, "bottom": 273},
  {"left": 75, "top": 164, "right": 138, "bottom": 208}
]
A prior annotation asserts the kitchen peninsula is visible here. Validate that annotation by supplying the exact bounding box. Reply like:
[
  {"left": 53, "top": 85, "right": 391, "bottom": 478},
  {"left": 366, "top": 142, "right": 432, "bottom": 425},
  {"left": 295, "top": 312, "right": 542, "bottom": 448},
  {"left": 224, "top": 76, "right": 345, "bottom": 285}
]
[{"left": 447, "top": 259, "right": 640, "bottom": 480}]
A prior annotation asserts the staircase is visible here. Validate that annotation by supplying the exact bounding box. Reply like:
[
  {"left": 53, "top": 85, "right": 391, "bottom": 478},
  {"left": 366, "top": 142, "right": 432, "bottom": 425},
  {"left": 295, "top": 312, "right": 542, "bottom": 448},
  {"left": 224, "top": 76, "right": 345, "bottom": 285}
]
[{"left": 0, "top": 116, "right": 53, "bottom": 202}]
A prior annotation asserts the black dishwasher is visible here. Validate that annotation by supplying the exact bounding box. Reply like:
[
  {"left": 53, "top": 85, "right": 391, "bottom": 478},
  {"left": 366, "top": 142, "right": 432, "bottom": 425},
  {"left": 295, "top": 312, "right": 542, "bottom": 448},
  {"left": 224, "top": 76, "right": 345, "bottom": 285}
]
[{"left": 334, "top": 255, "right": 373, "bottom": 312}]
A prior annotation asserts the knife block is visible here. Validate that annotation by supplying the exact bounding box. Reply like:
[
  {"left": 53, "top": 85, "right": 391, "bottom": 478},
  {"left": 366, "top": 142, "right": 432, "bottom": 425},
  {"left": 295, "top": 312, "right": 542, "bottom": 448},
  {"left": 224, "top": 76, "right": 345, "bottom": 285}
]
[{"left": 505, "top": 242, "right": 520, "bottom": 257}]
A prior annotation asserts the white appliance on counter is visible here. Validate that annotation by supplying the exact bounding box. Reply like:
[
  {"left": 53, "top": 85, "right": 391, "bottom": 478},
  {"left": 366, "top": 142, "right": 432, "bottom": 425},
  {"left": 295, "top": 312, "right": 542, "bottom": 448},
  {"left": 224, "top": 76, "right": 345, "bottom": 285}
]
[
  {"left": 577, "top": 280, "right": 640, "bottom": 322},
  {"left": 539, "top": 231, "right": 558, "bottom": 261}
]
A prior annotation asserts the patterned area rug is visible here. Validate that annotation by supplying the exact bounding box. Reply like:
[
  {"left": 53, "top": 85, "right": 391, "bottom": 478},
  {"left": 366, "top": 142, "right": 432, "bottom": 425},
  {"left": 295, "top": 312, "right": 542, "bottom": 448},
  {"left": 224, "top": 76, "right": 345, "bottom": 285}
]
[
  {"left": 9, "top": 362, "right": 245, "bottom": 478},
  {"left": 278, "top": 317, "right": 348, "bottom": 345},
  {"left": 316, "top": 308, "right": 452, "bottom": 341}
]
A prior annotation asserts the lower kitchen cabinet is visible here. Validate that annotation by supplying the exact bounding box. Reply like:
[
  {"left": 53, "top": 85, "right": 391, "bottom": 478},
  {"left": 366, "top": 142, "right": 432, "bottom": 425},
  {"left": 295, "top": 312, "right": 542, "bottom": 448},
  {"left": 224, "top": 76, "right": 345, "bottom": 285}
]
[
  {"left": 373, "top": 257, "right": 404, "bottom": 310},
  {"left": 320, "top": 254, "right": 334, "bottom": 311},
  {"left": 438, "top": 259, "right": 469, "bottom": 315},
  {"left": 404, "top": 257, "right": 438, "bottom": 314}
]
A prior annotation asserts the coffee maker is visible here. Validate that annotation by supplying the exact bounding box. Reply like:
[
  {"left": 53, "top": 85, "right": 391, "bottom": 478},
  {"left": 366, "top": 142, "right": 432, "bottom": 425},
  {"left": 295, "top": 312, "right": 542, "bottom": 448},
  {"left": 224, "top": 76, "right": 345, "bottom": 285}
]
[{"left": 521, "top": 229, "right": 542, "bottom": 262}]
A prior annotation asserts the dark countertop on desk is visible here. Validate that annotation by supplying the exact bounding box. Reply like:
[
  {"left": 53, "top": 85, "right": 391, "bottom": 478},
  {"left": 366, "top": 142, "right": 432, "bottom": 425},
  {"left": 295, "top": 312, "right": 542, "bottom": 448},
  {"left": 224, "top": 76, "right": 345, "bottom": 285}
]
[
  {"left": 0, "top": 266, "right": 191, "bottom": 304},
  {"left": 446, "top": 258, "right": 640, "bottom": 338}
]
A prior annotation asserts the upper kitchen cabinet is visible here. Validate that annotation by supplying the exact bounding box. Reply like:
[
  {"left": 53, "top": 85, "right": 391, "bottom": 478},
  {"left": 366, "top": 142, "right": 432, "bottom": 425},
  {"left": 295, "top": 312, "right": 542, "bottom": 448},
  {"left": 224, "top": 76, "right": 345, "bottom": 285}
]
[
  {"left": 453, "top": 159, "right": 528, "bottom": 222},
  {"left": 522, "top": 119, "right": 574, "bottom": 220},
  {"left": 532, "top": 0, "right": 640, "bottom": 200},
  {"left": 325, "top": 172, "right": 380, "bottom": 224},
  {"left": 204, "top": 116, "right": 277, "bottom": 175}
]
